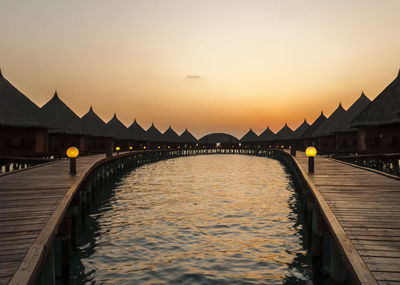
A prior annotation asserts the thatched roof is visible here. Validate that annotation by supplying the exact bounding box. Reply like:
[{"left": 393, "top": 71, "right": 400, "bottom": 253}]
[
  {"left": 198, "top": 133, "right": 239, "bottom": 144},
  {"left": 146, "top": 123, "right": 164, "bottom": 142},
  {"left": 258, "top": 126, "right": 275, "bottom": 142},
  {"left": 41, "top": 91, "right": 84, "bottom": 134},
  {"left": 240, "top": 128, "right": 259, "bottom": 142},
  {"left": 106, "top": 113, "right": 130, "bottom": 140},
  {"left": 128, "top": 119, "right": 147, "bottom": 141},
  {"left": 352, "top": 71, "right": 400, "bottom": 127},
  {"left": 180, "top": 128, "right": 197, "bottom": 143},
  {"left": 80, "top": 106, "right": 111, "bottom": 138},
  {"left": 0, "top": 70, "right": 47, "bottom": 128},
  {"left": 313, "top": 103, "right": 346, "bottom": 137},
  {"left": 163, "top": 126, "right": 181, "bottom": 143},
  {"left": 274, "top": 123, "right": 294, "bottom": 141},
  {"left": 301, "top": 111, "right": 327, "bottom": 138},
  {"left": 335, "top": 92, "right": 371, "bottom": 133},
  {"left": 293, "top": 119, "right": 310, "bottom": 139}
]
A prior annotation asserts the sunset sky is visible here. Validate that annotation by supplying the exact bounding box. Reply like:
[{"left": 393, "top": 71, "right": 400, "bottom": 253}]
[{"left": 1, "top": 0, "right": 399, "bottom": 138}]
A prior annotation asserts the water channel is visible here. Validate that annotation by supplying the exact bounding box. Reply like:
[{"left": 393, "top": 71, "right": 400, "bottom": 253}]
[{"left": 71, "top": 154, "right": 311, "bottom": 284}]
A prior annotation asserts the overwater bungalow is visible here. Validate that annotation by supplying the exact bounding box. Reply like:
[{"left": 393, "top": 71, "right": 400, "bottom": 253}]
[
  {"left": 198, "top": 133, "right": 239, "bottom": 149},
  {"left": 163, "top": 126, "right": 181, "bottom": 149},
  {"left": 179, "top": 128, "right": 197, "bottom": 149},
  {"left": 127, "top": 119, "right": 147, "bottom": 150},
  {"left": 351, "top": 71, "right": 400, "bottom": 154},
  {"left": 274, "top": 123, "right": 294, "bottom": 148},
  {"left": 80, "top": 106, "right": 113, "bottom": 154},
  {"left": 301, "top": 111, "right": 327, "bottom": 149},
  {"left": 313, "top": 103, "right": 346, "bottom": 153},
  {"left": 40, "top": 91, "right": 86, "bottom": 155},
  {"left": 334, "top": 92, "right": 371, "bottom": 153},
  {"left": 0, "top": 70, "right": 48, "bottom": 156},
  {"left": 291, "top": 119, "right": 310, "bottom": 151},
  {"left": 258, "top": 126, "right": 275, "bottom": 147},
  {"left": 240, "top": 128, "right": 259, "bottom": 149},
  {"left": 146, "top": 123, "right": 165, "bottom": 149},
  {"left": 106, "top": 113, "right": 131, "bottom": 151}
]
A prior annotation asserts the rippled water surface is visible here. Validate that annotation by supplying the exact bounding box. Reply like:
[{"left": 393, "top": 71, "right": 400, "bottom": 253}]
[{"left": 72, "top": 155, "right": 311, "bottom": 284}]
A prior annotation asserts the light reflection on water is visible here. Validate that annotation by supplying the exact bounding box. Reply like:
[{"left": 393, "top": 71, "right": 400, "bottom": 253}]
[{"left": 72, "top": 155, "right": 311, "bottom": 284}]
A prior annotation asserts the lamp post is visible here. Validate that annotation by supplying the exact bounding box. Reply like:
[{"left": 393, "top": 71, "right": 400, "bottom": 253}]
[
  {"left": 66, "top": 147, "right": 79, "bottom": 175},
  {"left": 129, "top": 146, "right": 133, "bottom": 153},
  {"left": 306, "top": 146, "right": 317, "bottom": 173},
  {"left": 116, "top": 146, "right": 120, "bottom": 155}
]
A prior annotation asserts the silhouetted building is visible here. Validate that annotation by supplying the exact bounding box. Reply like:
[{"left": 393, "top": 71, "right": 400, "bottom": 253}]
[
  {"left": 40, "top": 91, "right": 86, "bottom": 154},
  {"left": 258, "top": 126, "right": 275, "bottom": 146},
  {"left": 198, "top": 133, "right": 239, "bottom": 149},
  {"left": 128, "top": 119, "right": 147, "bottom": 150},
  {"left": 146, "top": 123, "right": 165, "bottom": 149},
  {"left": 163, "top": 126, "right": 181, "bottom": 148},
  {"left": 334, "top": 92, "right": 371, "bottom": 153},
  {"left": 352, "top": 71, "right": 400, "bottom": 153},
  {"left": 106, "top": 113, "right": 131, "bottom": 151},
  {"left": 80, "top": 106, "right": 113, "bottom": 153},
  {"left": 240, "top": 128, "right": 259, "bottom": 148},
  {"left": 291, "top": 119, "right": 310, "bottom": 150},
  {"left": 179, "top": 128, "right": 197, "bottom": 148},
  {"left": 314, "top": 103, "right": 346, "bottom": 153},
  {"left": 301, "top": 111, "right": 327, "bottom": 149},
  {"left": 274, "top": 123, "right": 294, "bottom": 148},
  {"left": 0, "top": 70, "right": 48, "bottom": 156}
]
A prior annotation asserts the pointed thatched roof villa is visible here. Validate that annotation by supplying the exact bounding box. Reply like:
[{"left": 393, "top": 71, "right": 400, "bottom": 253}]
[
  {"left": 80, "top": 106, "right": 113, "bottom": 153},
  {"left": 300, "top": 111, "right": 327, "bottom": 148},
  {"left": 41, "top": 92, "right": 85, "bottom": 135},
  {"left": 334, "top": 93, "right": 371, "bottom": 152},
  {"left": 313, "top": 103, "right": 346, "bottom": 152},
  {"left": 106, "top": 113, "right": 130, "bottom": 139},
  {"left": 291, "top": 119, "right": 310, "bottom": 150},
  {"left": 302, "top": 111, "right": 327, "bottom": 139},
  {"left": 128, "top": 119, "right": 147, "bottom": 142},
  {"left": 351, "top": 71, "right": 400, "bottom": 153},
  {"left": 40, "top": 91, "right": 86, "bottom": 153},
  {"left": 179, "top": 128, "right": 197, "bottom": 147},
  {"left": 146, "top": 123, "right": 165, "bottom": 148},
  {"left": 314, "top": 103, "right": 347, "bottom": 137},
  {"left": 274, "top": 123, "right": 294, "bottom": 148},
  {"left": 240, "top": 128, "right": 259, "bottom": 147},
  {"left": 0, "top": 69, "right": 48, "bottom": 156},
  {"left": 258, "top": 126, "right": 275, "bottom": 143},
  {"left": 293, "top": 119, "right": 310, "bottom": 139},
  {"left": 163, "top": 126, "right": 181, "bottom": 146},
  {"left": 81, "top": 106, "right": 111, "bottom": 138},
  {"left": 240, "top": 129, "right": 259, "bottom": 142}
]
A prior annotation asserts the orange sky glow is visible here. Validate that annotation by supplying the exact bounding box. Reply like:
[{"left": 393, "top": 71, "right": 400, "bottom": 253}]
[{"left": 1, "top": 0, "right": 400, "bottom": 138}]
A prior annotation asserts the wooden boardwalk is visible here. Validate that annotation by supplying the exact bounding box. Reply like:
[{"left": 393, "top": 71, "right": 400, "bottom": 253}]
[
  {"left": 294, "top": 152, "right": 400, "bottom": 284},
  {"left": 0, "top": 154, "right": 105, "bottom": 285},
  {"left": 0, "top": 150, "right": 399, "bottom": 284}
]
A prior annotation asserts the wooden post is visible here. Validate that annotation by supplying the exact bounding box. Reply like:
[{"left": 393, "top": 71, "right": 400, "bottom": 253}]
[
  {"left": 330, "top": 240, "right": 348, "bottom": 284},
  {"left": 36, "top": 241, "right": 55, "bottom": 285},
  {"left": 56, "top": 216, "right": 72, "bottom": 284}
]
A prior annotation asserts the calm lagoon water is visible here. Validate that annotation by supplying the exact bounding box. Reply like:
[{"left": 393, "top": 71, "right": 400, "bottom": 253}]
[{"left": 72, "top": 155, "right": 311, "bottom": 284}]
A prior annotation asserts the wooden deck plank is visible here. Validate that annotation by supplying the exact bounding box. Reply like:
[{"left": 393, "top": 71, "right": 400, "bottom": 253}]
[
  {"left": 294, "top": 152, "right": 400, "bottom": 284},
  {"left": 0, "top": 153, "right": 106, "bottom": 284}
]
